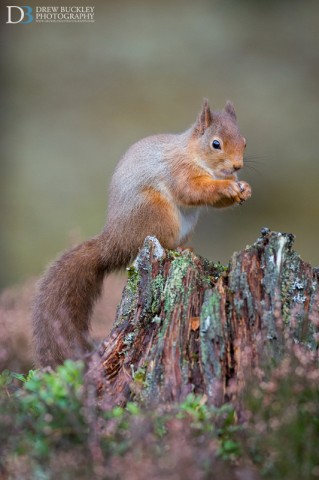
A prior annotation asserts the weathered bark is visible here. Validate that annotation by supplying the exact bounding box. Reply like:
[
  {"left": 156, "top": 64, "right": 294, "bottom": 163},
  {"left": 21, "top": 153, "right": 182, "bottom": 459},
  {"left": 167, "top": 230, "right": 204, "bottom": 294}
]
[{"left": 88, "top": 229, "right": 319, "bottom": 406}]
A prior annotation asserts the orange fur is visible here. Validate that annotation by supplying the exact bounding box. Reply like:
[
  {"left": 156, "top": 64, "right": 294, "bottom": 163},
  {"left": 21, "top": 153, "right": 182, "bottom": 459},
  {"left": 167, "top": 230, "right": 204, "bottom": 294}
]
[{"left": 139, "top": 187, "right": 180, "bottom": 249}]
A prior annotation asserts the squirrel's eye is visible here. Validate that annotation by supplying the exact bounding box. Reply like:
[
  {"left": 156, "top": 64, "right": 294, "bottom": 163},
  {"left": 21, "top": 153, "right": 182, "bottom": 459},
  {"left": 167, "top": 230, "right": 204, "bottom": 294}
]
[{"left": 212, "top": 140, "right": 221, "bottom": 150}]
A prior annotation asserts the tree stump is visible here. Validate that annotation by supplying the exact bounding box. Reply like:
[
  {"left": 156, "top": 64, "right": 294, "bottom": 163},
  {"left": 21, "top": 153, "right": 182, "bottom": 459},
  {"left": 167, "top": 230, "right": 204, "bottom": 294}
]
[{"left": 88, "top": 229, "right": 319, "bottom": 406}]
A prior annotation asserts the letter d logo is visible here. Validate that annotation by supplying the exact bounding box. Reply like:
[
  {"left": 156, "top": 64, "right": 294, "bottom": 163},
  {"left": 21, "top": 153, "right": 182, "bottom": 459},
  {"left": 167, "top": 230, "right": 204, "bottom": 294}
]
[{"left": 6, "top": 6, "right": 33, "bottom": 24}]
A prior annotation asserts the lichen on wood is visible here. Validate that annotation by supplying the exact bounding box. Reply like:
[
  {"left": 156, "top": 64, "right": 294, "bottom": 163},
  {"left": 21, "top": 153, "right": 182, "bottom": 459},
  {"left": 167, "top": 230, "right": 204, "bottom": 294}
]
[{"left": 88, "top": 230, "right": 319, "bottom": 406}]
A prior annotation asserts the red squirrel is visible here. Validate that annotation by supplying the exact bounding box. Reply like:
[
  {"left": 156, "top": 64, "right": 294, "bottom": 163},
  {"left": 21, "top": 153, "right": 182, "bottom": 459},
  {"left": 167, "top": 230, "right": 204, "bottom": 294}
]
[{"left": 33, "top": 100, "right": 251, "bottom": 367}]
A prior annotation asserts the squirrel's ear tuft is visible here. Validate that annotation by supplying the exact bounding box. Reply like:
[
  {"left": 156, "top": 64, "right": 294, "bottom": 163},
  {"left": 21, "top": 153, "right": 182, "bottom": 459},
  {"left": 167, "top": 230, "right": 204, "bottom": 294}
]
[
  {"left": 193, "top": 99, "right": 212, "bottom": 136},
  {"left": 224, "top": 100, "right": 237, "bottom": 121}
]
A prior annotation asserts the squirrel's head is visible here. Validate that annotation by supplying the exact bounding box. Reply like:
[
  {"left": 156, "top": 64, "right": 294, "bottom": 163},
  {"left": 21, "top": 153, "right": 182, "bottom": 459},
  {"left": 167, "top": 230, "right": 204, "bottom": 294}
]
[{"left": 191, "top": 99, "right": 246, "bottom": 179}]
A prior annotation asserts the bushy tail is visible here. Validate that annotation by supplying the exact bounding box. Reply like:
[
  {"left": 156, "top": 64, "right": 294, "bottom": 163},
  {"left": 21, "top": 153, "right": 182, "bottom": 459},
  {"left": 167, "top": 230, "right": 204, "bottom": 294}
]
[{"left": 32, "top": 233, "right": 131, "bottom": 367}]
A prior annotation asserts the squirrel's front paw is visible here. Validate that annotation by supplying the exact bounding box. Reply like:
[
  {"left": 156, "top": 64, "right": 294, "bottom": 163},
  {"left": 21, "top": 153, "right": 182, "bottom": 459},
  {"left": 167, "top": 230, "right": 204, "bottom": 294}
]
[
  {"left": 214, "top": 179, "right": 251, "bottom": 208},
  {"left": 222, "top": 180, "right": 242, "bottom": 202},
  {"left": 237, "top": 181, "right": 252, "bottom": 203}
]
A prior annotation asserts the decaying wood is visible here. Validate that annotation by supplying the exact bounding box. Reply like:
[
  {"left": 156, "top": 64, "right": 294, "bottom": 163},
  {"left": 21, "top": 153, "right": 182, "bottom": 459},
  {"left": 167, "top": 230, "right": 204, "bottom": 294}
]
[{"left": 88, "top": 229, "right": 319, "bottom": 406}]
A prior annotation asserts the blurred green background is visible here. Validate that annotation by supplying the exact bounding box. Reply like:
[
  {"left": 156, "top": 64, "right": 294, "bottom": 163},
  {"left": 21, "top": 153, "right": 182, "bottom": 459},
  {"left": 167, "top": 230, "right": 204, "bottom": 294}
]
[{"left": 1, "top": 0, "right": 319, "bottom": 289}]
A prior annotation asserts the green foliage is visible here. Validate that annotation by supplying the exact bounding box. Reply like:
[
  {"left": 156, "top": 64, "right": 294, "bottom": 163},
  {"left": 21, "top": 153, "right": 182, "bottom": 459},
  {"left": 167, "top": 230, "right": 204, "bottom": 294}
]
[
  {"left": 1, "top": 351, "right": 319, "bottom": 479},
  {"left": 0, "top": 360, "right": 86, "bottom": 461},
  {"left": 177, "top": 393, "right": 242, "bottom": 460},
  {"left": 0, "top": 363, "right": 241, "bottom": 478}
]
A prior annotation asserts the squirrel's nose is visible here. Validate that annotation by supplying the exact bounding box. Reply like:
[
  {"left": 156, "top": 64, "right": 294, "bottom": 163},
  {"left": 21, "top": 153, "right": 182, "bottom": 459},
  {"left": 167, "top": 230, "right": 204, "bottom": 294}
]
[{"left": 233, "top": 163, "right": 242, "bottom": 171}]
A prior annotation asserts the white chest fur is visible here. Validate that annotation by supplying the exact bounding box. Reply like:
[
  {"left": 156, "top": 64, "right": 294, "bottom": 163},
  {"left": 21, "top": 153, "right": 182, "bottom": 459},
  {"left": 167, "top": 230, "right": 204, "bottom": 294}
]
[{"left": 177, "top": 207, "right": 201, "bottom": 243}]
